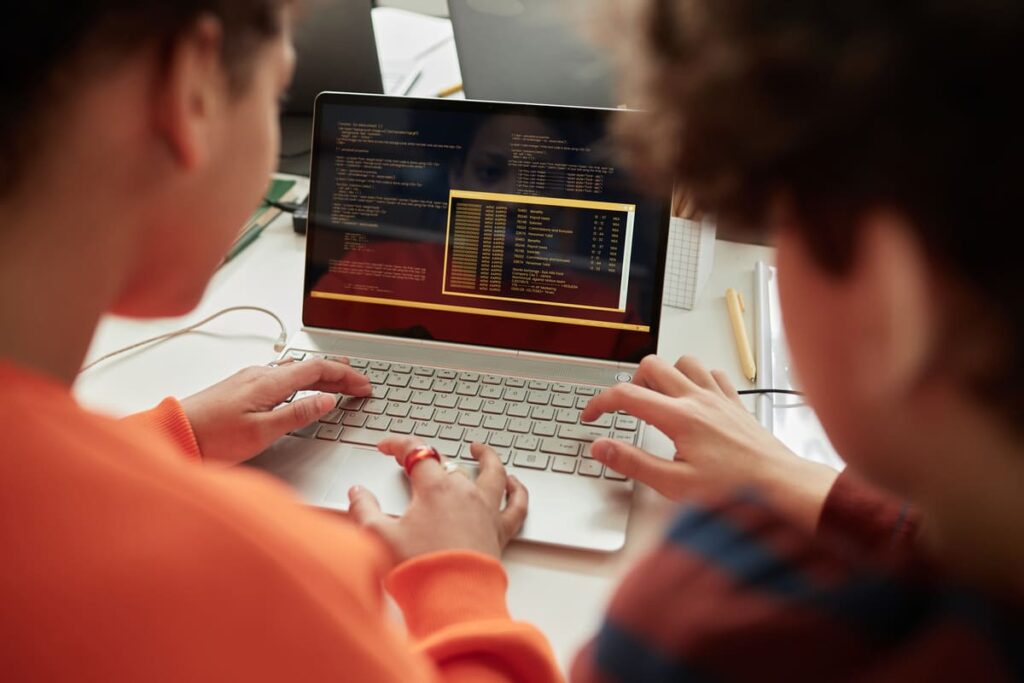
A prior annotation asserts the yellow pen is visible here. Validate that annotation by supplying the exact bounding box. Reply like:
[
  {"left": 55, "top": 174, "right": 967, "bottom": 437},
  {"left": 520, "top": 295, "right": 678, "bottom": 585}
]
[{"left": 725, "top": 288, "right": 757, "bottom": 383}]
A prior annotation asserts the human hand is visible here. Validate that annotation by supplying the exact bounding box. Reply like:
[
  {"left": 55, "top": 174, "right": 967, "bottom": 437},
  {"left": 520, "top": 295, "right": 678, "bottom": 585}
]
[
  {"left": 347, "top": 436, "right": 528, "bottom": 563},
  {"left": 180, "top": 357, "right": 371, "bottom": 466},
  {"left": 582, "top": 355, "right": 838, "bottom": 530}
]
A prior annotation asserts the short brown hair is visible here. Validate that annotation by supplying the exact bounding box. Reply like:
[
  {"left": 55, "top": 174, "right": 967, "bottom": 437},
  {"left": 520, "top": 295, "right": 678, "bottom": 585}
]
[
  {"left": 614, "top": 0, "right": 1024, "bottom": 427},
  {"left": 0, "top": 1, "right": 286, "bottom": 189}
]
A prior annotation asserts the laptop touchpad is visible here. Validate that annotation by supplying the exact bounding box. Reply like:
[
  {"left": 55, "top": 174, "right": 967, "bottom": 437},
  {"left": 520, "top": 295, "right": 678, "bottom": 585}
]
[{"left": 323, "top": 447, "right": 412, "bottom": 515}]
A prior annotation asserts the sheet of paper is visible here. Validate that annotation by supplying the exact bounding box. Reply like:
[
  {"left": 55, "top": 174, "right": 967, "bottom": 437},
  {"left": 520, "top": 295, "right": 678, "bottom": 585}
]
[{"left": 372, "top": 7, "right": 454, "bottom": 95}]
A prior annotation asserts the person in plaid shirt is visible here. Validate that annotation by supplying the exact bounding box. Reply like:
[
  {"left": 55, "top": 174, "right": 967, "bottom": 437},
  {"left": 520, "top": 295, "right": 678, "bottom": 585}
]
[{"left": 570, "top": 0, "right": 1024, "bottom": 680}]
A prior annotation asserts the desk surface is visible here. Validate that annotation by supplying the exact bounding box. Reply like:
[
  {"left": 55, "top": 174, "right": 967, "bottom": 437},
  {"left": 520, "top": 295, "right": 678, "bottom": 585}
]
[{"left": 77, "top": 174, "right": 774, "bottom": 669}]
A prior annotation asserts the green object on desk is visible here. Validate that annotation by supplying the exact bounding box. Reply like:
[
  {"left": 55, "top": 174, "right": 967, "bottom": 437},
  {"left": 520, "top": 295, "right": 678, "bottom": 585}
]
[{"left": 222, "top": 178, "right": 296, "bottom": 265}]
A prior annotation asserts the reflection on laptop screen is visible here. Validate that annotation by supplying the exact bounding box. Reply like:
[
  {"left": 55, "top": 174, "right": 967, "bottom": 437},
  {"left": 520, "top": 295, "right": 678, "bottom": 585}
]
[{"left": 304, "top": 95, "right": 670, "bottom": 363}]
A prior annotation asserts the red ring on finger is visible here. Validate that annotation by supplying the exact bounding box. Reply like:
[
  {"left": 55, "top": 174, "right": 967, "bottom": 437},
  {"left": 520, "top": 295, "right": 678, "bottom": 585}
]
[{"left": 403, "top": 446, "right": 441, "bottom": 477}]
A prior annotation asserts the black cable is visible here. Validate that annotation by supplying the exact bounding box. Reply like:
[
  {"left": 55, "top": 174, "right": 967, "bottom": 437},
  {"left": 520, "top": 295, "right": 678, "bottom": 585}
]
[
  {"left": 262, "top": 198, "right": 304, "bottom": 214},
  {"left": 737, "top": 388, "right": 805, "bottom": 397}
]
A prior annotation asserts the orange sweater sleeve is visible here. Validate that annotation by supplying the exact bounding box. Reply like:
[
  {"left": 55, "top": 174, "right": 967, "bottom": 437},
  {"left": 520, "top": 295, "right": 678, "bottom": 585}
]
[
  {"left": 120, "top": 397, "right": 202, "bottom": 462},
  {"left": 388, "top": 551, "right": 564, "bottom": 683}
]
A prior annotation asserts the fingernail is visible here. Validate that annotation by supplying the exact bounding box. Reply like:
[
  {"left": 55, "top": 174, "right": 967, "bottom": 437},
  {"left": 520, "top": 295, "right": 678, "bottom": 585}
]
[{"left": 348, "top": 485, "right": 361, "bottom": 499}]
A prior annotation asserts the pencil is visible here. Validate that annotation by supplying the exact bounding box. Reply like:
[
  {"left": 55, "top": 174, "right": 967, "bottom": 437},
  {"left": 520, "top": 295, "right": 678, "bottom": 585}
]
[{"left": 436, "top": 82, "right": 464, "bottom": 98}]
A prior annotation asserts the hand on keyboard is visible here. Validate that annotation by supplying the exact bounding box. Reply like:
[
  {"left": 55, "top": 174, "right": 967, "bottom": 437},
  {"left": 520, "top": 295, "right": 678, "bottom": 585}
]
[
  {"left": 581, "top": 355, "right": 838, "bottom": 531},
  {"left": 347, "top": 436, "right": 528, "bottom": 562},
  {"left": 180, "top": 357, "right": 371, "bottom": 466}
]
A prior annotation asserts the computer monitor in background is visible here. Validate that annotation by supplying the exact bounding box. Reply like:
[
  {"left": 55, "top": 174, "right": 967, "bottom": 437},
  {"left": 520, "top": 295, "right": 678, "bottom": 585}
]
[
  {"left": 447, "top": 0, "right": 618, "bottom": 108},
  {"left": 280, "top": 0, "right": 384, "bottom": 175}
]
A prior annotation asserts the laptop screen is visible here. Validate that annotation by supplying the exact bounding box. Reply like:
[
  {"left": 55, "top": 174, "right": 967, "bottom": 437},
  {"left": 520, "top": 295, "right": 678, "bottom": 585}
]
[{"left": 304, "top": 93, "right": 670, "bottom": 363}]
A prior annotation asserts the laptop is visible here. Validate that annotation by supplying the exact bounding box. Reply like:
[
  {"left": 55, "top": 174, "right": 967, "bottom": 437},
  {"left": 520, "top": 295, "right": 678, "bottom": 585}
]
[
  {"left": 447, "top": 0, "right": 618, "bottom": 107},
  {"left": 250, "top": 92, "right": 671, "bottom": 552},
  {"left": 279, "top": 0, "right": 383, "bottom": 175}
]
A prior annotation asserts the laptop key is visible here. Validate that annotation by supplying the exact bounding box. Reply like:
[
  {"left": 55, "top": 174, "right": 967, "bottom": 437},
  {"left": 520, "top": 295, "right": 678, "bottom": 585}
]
[
  {"left": 464, "top": 428, "right": 489, "bottom": 443},
  {"left": 370, "top": 385, "right": 389, "bottom": 400},
  {"left": 507, "top": 403, "right": 530, "bottom": 418},
  {"left": 338, "top": 396, "right": 366, "bottom": 411},
  {"left": 605, "top": 469, "right": 628, "bottom": 481},
  {"left": 575, "top": 397, "right": 590, "bottom": 410},
  {"left": 458, "top": 412, "right": 483, "bottom": 428},
  {"left": 578, "top": 460, "right": 603, "bottom": 477},
  {"left": 541, "top": 439, "right": 580, "bottom": 457},
  {"left": 575, "top": 386, "right": 597, "bottom": 396},
  {"left": 456, "top": 382, "right": 478, "bottom": 396},
  {"left": 556, "top": 409, "right": 579, "bottom": 424},
  {"left": 435, "top": 441, "right": 461, "bottom": 457},
  {"left": 348, "top": 358, "right": 369, "bottom": 369},
  {"left": 342, "top": 412, "right": 368, "bottom": 427},
  {"left": 385, "top": 402, "right": 410, "bottom": 418},
  {"left": 459, "top": 371, "right": 480, "bottom": 382},
  {"left": 392, "top": 364, "right": 412, "bottom": 374},
  {"left": 504, "top": 387, "right": 526, "bottom": 402},
  {"left": 513, "top": 452, "right": 549, "bottom": 470},
  {"left": 559, "top": 425, "right": 608, "bottom": 441},
  {"left": 367, "top": 370, "right": 388, "bottom": 384},
  {"left": 532, "top": 422, "right": 556, "bottom": 437},
  {"left": 483, "top": 414, "right": 508, "bottom": 430},
  {"left": 531, "top": 406, "right": 555, "bottom": 421},
  {"left": 615, "top": 415, "right": 639, "bottom": 431},
  {"left": 390, "top": 419, "right": 415, "bottom": 434},
  {"left": 363, "top": 399, "right": 387, "bottom": 415},
  {"left": 410, "top": 391, "right": 434, "bottom": 406},
  {"left": 414, "top": 422, "right": 440, "bottom": 438},
  {"left": 508, "top": 418, "right": 531, "bottom": 433},
  {"left": 552, "top": 394, "right": 576, "bottom": 408},
  {"left": 316, "top": 424, "right": 343, "bottom": 441},
  {"left": 482, "top": 399, "right": 507, "bottom": 415},
  {"left": 528, "top": 380, "right": 549, "bottom": 390},
  {"left": 369, "top": 361, "right": 390, "bottom": 371},
  {"left": 434, "top": 409, "right": 458, "bottom": 424},
  {"left": 505, "top": 377, "right": 526, "bottom": 388},
  {"left": 490, "top": 432, "right": 514, "bottom": 448},
  {"left": 433, "top": 379, "right": 456, "bottom": 393},
  {"left": 514, "top": 435, "right": 539, "bottom": 451},
  {"left": 582, "top": 413, "right": 614, "bottom": 428},
  {"left": 527, "top": 391, "right": 550, "bottom": 405},
  {"left": 436, "top": 369, "right": 457, "bottom": 380},
  {"left": 552, "top": 383, "right": 572, "bottom": 393},
  {"left": 388, "top": 388, "right": 412, "bottom": 403},
  {"left": 366, "top": 416, "right": 391, "bottom": 431},
  {"left": 413, "top": 366, "right": 435, "bottom": 376},
  {"left": 613, "top": 429, "right": 638, "bottom": 444},
  {"left": 319, "top": 409, "right": 344, "bottom": 425},
  {"left": 479, "top": 385, "right": 503, "bottom": 399},
  {"left": 439, "top": 425, "right": 464, "bottom": 441},
  {"left": 386, "top": 374, "right": 410, "bottom": 388},
  {"left": 552, "top": 455, "right": 577, "bottom": 474},
  {"left": 435, "top": 394, "right": 459, "bottom": 409},
  {"left": 409, "top": 405, "right": 435, "bottom": 421},
  {"left": 410, "top": 376, "right": 433, "bottom": 390},
  {"left": 481, "top": 374, "right": 503, "bottom": 385},
  {"left": 291, "top": 421, "right": 320, "bottom": 438},
  {"left": 459, "top": 396, "right": 483, "bottom": 412}
]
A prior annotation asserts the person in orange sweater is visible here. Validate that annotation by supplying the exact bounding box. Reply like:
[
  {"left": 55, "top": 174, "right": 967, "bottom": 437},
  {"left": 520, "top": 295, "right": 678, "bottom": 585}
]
[{"left": 0, "top": 2, "right": 560, "bottom": 681}]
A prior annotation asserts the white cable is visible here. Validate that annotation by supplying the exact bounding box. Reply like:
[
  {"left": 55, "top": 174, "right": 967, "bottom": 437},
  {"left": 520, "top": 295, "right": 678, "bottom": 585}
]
[{"left": 79, "top": 306, "right": 289, "bottom": 374}]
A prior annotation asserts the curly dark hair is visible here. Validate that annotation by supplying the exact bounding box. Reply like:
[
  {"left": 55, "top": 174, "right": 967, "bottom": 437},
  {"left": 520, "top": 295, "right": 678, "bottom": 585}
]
[
  {"left": 613, "top": 0, "right": 1024, "bottom": 426},
  {"left": 0, "top": 0, "right": 287, "bottom": 190}
]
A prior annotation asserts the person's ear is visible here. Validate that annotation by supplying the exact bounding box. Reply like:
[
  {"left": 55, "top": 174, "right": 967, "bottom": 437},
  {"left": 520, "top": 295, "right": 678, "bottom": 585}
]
[
  {"left": 847, "top": 213, "right": 938, "bottom": 401},
  {"left": 152, "top": 15, "right": 226, "bottom": 170}
]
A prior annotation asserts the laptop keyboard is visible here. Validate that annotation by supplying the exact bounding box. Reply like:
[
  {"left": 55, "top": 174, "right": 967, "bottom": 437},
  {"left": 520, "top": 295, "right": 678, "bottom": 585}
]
[{"left": 283, "top": 349, "right": 636, "bottom": 481}]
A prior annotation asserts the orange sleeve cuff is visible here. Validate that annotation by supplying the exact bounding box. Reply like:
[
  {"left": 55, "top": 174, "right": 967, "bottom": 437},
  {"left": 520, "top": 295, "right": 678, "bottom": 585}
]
[
  {"left": 386, "top": 550, "right": 511, "bottom": 640},
  {"left": 121, "top": 397, "right": 203, "bottom": 462}
]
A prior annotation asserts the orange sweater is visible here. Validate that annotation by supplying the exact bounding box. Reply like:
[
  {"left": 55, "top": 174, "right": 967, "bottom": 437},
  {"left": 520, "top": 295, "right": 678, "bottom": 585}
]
[{"left": 0, "top": 362, "right": 561, "bottom": 682}]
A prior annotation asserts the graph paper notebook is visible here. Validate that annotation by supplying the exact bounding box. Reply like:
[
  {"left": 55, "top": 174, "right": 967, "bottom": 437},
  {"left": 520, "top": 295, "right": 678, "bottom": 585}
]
[{"left": 663, "top": 217, "right": 716, "bottom": 310}]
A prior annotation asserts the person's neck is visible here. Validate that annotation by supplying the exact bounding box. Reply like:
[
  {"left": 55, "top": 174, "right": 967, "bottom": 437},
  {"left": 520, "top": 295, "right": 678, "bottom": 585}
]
[
  {"left": 0, "top": 190, "right": 130, "bottom": 386},
  {"left": 907, "top": 394, "right": 1024, "bottom": 598}
]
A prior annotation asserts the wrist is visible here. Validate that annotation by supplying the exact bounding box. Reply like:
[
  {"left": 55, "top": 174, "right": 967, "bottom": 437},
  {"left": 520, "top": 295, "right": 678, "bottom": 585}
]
[{"left": 753, "top": 449, "right": 839, "bottom": 532}]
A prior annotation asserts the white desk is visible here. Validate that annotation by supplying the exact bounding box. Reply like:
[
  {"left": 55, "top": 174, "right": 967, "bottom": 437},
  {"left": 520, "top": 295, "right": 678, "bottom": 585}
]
[{"left": 76, "top": 173, "right": 775, "bottom": 669}]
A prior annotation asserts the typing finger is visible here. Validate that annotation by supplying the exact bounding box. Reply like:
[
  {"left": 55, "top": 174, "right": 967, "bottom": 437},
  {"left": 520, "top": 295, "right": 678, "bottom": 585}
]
[
  {"left": 590, "top": 438, "right": 692, "bottom": 500},
  {"left": 469, "top": 442, "right": 507, "bottom": 507},
  {"left": 632, "top": 354, "right": 695, "bottom": 397},
  {"left": 499, "top": 474, "right": 529, "bottom": 544},
  {"left": 269, "top": 358, "right": 371, "bottom": 398},
  {"left": 711, "top": 369, "right": 744, "bottom": 406},
  {"left": 673, "top": 356, "right": 719, "bottom": 392},
  {"left": 581, "top": 383, "right": 686, "bottom": 439}
]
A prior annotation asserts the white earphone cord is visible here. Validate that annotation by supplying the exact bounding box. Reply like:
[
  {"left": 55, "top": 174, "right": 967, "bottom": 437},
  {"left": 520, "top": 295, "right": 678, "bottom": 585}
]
[{"left": 78, "top": 306, "right": 288, "bottom": 374}]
